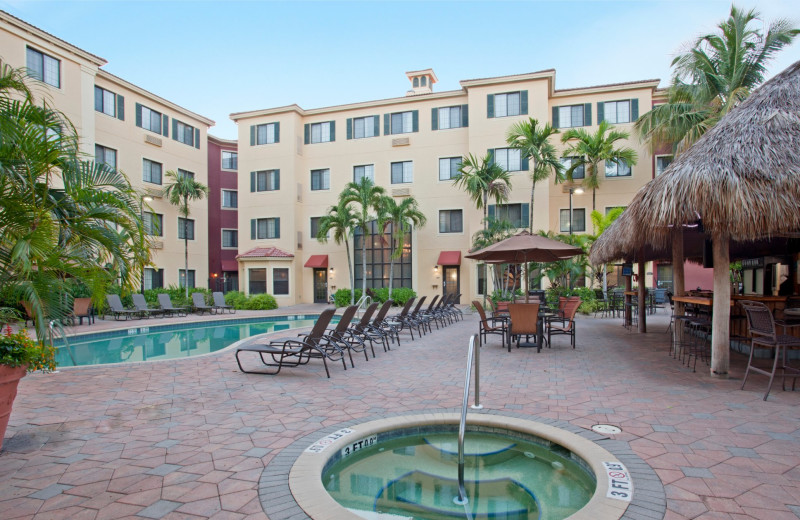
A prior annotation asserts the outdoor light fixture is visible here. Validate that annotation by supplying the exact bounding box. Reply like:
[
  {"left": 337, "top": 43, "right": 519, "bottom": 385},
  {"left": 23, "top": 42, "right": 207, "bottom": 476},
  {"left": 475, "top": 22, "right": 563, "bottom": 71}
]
[
  {"left": 434, "top": 265, "right": 439, "bottom": 273},
  {"left": 329, "top": 267, "right": 334, "bottom": 273}
]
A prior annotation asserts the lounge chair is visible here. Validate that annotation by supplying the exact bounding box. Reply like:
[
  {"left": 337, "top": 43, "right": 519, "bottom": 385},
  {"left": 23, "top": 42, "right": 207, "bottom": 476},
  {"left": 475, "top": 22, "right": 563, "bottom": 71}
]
[
  {"left": 363, "top": 300, "right": 395, "bottom": 352},
  {"left": 106, "top": 294, "right": 141, "bottom": 320},
  {"left": 384, "top": 297, "right": 417, "bottom": 342},
  {"left": 158, "top": 293, "right": 188, "bottom": 317},
  {"left": 212, "top": 292, "right": 235, "bottom": 314},
  {"left": 235, "top": 308, "right": 340, "bottom": 377},
  {"left": 508, "top": 302, "right": 541, "bottom": 352},
  {"left": 192, "top": 293, "right": 216, "bottom": 315},
  {"left": 318, "top": 305, "right": 359, "bottom": 368},
  {"left": 473, "top": 300, "right": 507, "bottom": 350},
  {"left": 347, "top": 302, "right": 379, "bottom": 359},
  {"left": 132, "top": 294, "right": 164, "bottom": 318},
  {"left": 546, "top": 297, "right": 581, "bottom": 349}
]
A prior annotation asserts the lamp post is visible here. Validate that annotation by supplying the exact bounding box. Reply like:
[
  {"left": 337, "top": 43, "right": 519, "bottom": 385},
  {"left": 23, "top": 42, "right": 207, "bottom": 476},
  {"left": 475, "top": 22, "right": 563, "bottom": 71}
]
[{"left": 140, "top": 195, "right": 153, "bottom": 292}]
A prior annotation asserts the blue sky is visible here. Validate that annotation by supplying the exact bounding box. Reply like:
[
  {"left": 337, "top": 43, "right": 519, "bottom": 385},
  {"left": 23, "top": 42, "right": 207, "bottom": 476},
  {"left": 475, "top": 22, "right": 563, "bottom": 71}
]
[{"left": 3, "top": 0, "right": 799, "bottom": 140}]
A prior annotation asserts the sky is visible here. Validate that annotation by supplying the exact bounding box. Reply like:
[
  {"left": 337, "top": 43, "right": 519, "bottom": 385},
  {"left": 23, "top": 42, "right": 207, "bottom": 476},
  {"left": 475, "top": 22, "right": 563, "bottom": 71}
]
[{"left": 2, "top": 0, "right": 799, "bottom": 140}]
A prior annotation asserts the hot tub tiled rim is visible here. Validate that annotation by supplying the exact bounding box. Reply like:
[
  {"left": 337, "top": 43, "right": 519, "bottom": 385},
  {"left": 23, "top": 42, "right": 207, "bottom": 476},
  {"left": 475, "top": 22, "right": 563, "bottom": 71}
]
[{"left": 260, "top": 408, "right": 667, "bottom": 520}]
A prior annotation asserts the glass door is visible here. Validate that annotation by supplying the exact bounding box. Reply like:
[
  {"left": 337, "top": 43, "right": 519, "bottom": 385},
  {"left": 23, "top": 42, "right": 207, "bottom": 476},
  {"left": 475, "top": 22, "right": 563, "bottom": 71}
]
[
  {"left": 443, "top": 266, "right": 460, "bottom": 304},
  {"left": 313, "top": 268, "right": 328, "bottom": 303}
]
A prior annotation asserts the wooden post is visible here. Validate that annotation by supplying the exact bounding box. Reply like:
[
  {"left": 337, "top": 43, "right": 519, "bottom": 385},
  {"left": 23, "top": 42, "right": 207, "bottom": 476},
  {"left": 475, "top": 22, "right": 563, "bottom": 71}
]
[
  {"left": 638, "top": 258, "right": 647, "bottom": 333},
  {"left": 624, "top": 271, "right": 633, "bottom": 326},
  {"left": 711, "top": 234, "right": 731, "bottom": 377},
  {"left": 672, "top": 229, "right": 685, "bottom": 317}
]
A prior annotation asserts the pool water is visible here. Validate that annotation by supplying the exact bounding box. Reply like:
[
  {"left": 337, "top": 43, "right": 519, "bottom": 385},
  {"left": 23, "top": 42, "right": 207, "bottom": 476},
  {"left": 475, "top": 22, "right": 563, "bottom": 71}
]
[
  {"left": 322, "top": 430, "right": 596, "bottom": 520},
  {"left": 56, "top": 316, "right": 337, "bottom": 367}
]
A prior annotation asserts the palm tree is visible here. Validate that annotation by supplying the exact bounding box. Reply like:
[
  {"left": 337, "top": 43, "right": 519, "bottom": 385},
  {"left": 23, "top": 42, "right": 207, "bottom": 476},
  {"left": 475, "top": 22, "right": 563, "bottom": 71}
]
[
  {"left": 164, "top": 170, "right": 208, "bottom": 298},
  {"left": 635, "top": 6, "right": 799, "bottom": 154},
  {"left": 452, "top": 153, "right": 512, "bottom": 233},
  {"left": 506, "top": 118, "right": 563, "bottom": 232},
  {"left": 316, "top": 199, "right": 357, "bottom": 304},
  {"left": 341, "top": 177, "right": 386, "bottom": 298},
  {"left": 560, "top": 121, "right": 638, "bottom": 213},
  {"left": 589, "top": 207, "right": 625, "bottom": 297},
  {"left": 377, "top": 196, "right": 426, "bottom": 299},
  {"left": 0, "top": 64, "right": 149, "bottom": 337},
  {"left": 471, "top": 217, "right": 516, "bottom": 299}
]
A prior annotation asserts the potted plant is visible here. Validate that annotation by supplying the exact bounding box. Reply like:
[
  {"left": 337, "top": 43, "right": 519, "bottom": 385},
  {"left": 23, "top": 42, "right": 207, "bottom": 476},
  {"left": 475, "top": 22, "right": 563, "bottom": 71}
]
[{"left": 0, "top": 326, "right": 56, "bottom": 450}]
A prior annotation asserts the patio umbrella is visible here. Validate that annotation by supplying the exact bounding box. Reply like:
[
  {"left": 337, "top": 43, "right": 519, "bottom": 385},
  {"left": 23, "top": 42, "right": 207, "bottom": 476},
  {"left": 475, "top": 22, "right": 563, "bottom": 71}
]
[
  {"left": 466, "top": 231, "right": 584, "bottom": 302},
  {"left": 589, "top": 59, "right": 800, "bottom": 375}
]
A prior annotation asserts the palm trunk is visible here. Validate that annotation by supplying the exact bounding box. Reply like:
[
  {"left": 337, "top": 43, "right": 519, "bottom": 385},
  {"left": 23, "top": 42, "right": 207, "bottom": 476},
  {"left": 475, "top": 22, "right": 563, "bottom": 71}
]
[
  {"left": 592, "top": 188, "right": 597, "bottom": 213},
  {"left": 345, "top": 238, "right": 354, "bottom": 305},
  {"left": 361, "top": 225, "right": 367, "bottom": 300},
  {"left": 183, "top": 196, "right": 189, "bottom": 299},
  {"left": 388, "top": 233, "right": 395, "bottom": 299},
  {"left": 529, "top": 158, "right": 537, "bottom": 233}
]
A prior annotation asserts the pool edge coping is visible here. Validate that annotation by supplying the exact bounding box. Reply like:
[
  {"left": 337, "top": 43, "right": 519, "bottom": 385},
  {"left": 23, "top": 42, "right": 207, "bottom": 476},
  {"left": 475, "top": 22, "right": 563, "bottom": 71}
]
[{"left": 260, "top": 408, "right": 666, "bottom": 520}]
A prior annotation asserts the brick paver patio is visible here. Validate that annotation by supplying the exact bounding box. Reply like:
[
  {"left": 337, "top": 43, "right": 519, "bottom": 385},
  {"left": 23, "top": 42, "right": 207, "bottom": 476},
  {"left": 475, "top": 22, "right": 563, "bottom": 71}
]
[{"left": 1, "top": 307, "right": 799, "bottom": 519}]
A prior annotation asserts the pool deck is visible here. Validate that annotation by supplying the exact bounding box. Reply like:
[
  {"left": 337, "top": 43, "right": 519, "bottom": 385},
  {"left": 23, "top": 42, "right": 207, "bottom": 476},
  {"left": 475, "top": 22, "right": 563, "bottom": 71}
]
[{"left": 2, "top": 306, "right": 800, "bottom": 519}]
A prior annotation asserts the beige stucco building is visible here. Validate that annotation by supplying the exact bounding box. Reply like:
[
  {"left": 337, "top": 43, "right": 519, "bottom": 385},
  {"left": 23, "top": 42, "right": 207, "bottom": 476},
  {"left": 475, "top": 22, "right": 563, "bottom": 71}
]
[
  {"left": 231, "top": 69, "right": 665, "bottom": 305},
  {"left": 0, "top": 11, "right": 214, "bottom": 291}
]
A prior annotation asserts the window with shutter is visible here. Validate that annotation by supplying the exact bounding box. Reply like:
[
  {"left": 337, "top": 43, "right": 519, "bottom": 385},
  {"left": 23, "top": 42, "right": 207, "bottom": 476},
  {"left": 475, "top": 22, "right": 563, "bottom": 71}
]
[
  {"left": 439, "top": 157, "right": 462, "bottom": 181},
  {"left": 309, "top": 121, "right": 334, "bottom": 143},
  {"left": 390, "top": 161, "right": 413, "bottom": 184},
  {"left": 310, "top": 169, "right": 330, "bottom": 190},
  {"left": 254, "top": 123, "right": 278, "bottom": 145}
]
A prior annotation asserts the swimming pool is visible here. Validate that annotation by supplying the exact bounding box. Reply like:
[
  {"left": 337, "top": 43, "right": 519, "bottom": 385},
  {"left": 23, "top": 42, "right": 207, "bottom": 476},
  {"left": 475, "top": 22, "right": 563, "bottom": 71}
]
[{"left": 55, "top": 315, "right": 336, "bottom": 367}]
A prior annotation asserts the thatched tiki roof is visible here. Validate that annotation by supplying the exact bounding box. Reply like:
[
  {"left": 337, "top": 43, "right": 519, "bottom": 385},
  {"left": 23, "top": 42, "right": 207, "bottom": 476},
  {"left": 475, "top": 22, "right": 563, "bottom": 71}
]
[{"left": 591, "top": 59, "right": 800, "bottom": 266}]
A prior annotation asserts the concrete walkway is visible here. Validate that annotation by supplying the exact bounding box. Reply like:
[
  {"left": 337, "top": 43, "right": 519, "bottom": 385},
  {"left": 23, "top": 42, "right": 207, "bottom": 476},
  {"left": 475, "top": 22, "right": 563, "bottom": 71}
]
[{"left": 1, "top": 307, "right": 799, "bottom": 519}]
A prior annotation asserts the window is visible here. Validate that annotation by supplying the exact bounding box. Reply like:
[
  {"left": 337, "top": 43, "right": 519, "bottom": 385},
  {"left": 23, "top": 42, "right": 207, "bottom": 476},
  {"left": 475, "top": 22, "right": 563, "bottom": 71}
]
[
  {"left": 354, "top": 221, "right": 413, "bottom": 289},
  {"left": 437, "top": 106, "right": 464, "bottom": 129},
  {"left": 253, "top": 170, "right": 280, "bottom": 192},
  {"left": 559, "top": 208, "right": 586, "bottom": 233},
  {"left": 307, "top": 121, "right": 334, "bottom": 144},
  {"left": 605, "top": 206, "right": 626, "bottom": 215},
  {"left": 492, "top": 92, "right": 521, "bottom": 117},
  {"left": 391, "top": 161, "right": 413, "bottom": 184},
  {"left": 249, "top": 268, "right": 267, "bottom": 294},
  {"left": 177, "top": 168, "right": 194, "bottom": 180},
  {"left": 179, "top": 269, "right": 196, "bottom": 289},
  {"left": 221, "top": 151, "right": 237, "bottom": 170},
  {"left": 493, "top": 148, "right": 522, "bottom": 172},
  {"left": 439, "top": 157, "right": 462, "bottom": 181},
  {"left": 137, "top": 104, "right": 164, "bottom": 134},
  {"left": 489, "top": 203, "right": 528, "bottom": 228},
  {"left": 143, "top": 212, "right": 163, "bottom": 236},
  {"left": 253, "top": 218, "right": 280, "bottom": 239},
  {"left": 253, "top": 122, "right": 278, "bottom": 145},
  {"left": 477, "top": 264, "right": 486, "bottom": 295},
  {"left": 352, "top": 116, "right": 377, "bottom": 139},
  {"left": 222, "top": 189, "right": 238, "bottom": 208},
  {"left": 143, "top": 268, "right": 164, "bottom": 290},
  {"left": 655, "top": 155, "right": 673, "bottom": 176},
  {"left": 557, "top": 104, "right": 586, "bottom": 128},
  {"left": 26, "top": 47, "right": 60, "bottom": 87},
  {"left": 310, "top": 217, "right": 322, "bottom": 239},
  {"left": 605, "top": 159, "right": 632, "bottom": 177},
  {"left": 560, "top": 157, "right": 585, "bottom": 179},
  {"left": 439, "top": 210, "right": 463, "bottom": 233},
  {"left": 273, "top": 268, "right": 289, "bottom": 295},
  {"left": 94, "top": 86, "right": 123, "bottom": 119},
  {"left": 95, "top": 145, "right": 117, "bottom": 169},
  {"left": 178, "top": 218, "right": 195, "bottom": 240},
  {"left": 387, "top": 111, "right": 418, "bottom": 135},
  {"left": 603, "top": 101, "right": 631, "bottom": 124},
  {"left": 310, "top": 169, "right": 330, "bottom": 191},
  {"left": 173, "top": 120, "right": 197, "bottom": 147},
  {"left": 222, "top": 229, "right": 238, "bottom": 248},
  {"left": 143, "top": 159, "right": 162, "bottom": 185},
  {"left": 353, "top": 164, "right": 374, "bottom": 183}
]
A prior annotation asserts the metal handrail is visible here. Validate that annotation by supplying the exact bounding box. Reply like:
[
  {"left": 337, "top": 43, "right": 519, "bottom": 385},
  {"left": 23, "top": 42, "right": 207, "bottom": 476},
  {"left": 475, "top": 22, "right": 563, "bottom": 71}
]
[
  {"left": 455, "top": 334, "right": 480, "bottom": 506},
  {"left": 354, "top": 294, "right": 372, "bottom": 317},
  {"left": 48, "top": 320, "right": 75, "bottom": 367}
]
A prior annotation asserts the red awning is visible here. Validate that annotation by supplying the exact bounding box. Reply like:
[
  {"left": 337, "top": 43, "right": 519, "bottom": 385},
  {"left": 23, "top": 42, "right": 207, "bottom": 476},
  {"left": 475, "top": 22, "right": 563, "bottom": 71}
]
[
  {"left": 220, "top": 260, "right": 238, "bottom": 272},
  {"left": 437, "top": 251, "right": 461, "bottom": 266},
  {"left": 304, "top": 255, "right": 329, "bottom": 268}
]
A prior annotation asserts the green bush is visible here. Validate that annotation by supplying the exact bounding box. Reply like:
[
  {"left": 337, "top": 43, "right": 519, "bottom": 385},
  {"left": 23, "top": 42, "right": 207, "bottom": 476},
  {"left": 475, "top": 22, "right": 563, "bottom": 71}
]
[
  {"left": 389, "top": 287, "right": 416, "bottom": 306},
  {"left": 141, "top": 286, "right": 210, "bottom": 309},
  {"left": 224, "top": 291, "right": 249, "bottom": 310},
  {"left": 333, "top": 288, "right": 362, "bottom": 308},
  {"left": 545, "top": 286, "right": 596, "bottom": 310},
  {"left": 371, "top": 287, "right": 390, "bottom": 304},
  {"left": 242, "top": 293, "right": 278, "bottom": 310}
]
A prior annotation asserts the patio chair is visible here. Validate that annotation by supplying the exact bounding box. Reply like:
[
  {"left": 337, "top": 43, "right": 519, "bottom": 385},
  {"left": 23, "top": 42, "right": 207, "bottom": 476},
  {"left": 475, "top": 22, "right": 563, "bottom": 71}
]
[
  {"left": 508, "top": 303, "right": 541, "bottom": 352},
  {"left": 547, "top": 297, "right": 581, "bottom": 349},
  {"left": 132, "top": 294, "right": 164, "bottom": 318},
  {"left": 158, "top": 293, "right": 189, "bottom": 317},
  {"left": 473, "top": 300, "right": 507, "bottom": 351},
  {"left": 105, "top": 294, "right": 141, "bottom": 321},
  {"left": 395, "top": 296, "right": 427, "bottom": 338},
  {"left": 740, "top": 300, "right": 800, "bottom": 401},
  {"left": 365, "top": 300, "right": 398, "bottom": 350},
  {"left": 318, "top": 305, "right": 360, "bottom": 368},
  {"left": 68, "top": 297, "right": 94, "bottom": 325},
  {"left": 192, "top": 293, "right": 216, "bottom": 315},
  {"left": 235, "top": 308, "right": 340, "bottom": 377},
  {"left": 212, "top": 292, "right": 236, "bottom": 314},
  {"left": 347, "top": 302, "right": 379, "bottom": 359},
  {"left": 384, "top": 297, "right": 417, "bottom": 342}
]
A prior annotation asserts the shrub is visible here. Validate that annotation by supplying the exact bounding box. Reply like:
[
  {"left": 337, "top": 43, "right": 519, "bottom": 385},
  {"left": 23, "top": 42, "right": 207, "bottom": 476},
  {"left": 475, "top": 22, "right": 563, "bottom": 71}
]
[
  {"left": 389, "top": 287, "right": 416, "bottom": 306},
  {"left": 371, "top": 287, "right": 390, "bottom": 304},
  {"left": 242, "top": 293, "right": 278, "bottom": 310},
  {"left": 333, "top": 288, "right": 362, "bottom": 308},
  {"left": 224, "top": 291, "right": 249, "bottom": 310},
  {"left": 0, "top": 327, "right": 56, "bottom": 372},
  {"left": 545, "top": 286, "right": 596, "bottom": 311}
]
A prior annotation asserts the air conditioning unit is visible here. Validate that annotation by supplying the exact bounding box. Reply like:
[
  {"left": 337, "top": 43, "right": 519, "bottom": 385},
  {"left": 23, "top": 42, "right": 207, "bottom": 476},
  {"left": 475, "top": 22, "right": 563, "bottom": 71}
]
[
  {"left": 297, "top": 231, "right": 303, "bottom": 250},
  {"left": 297, "top": 183, "right": 302, "bottom": 202},
  {"left": 145, "top": 188, "right": 164, "bottom": 199},
  {"left": 392, "top": 137, "right": 410, "bottom": 147},
  {"left": 392, "top": 188, "right": 411, "bottom": 197},
  {"left": 144, "top": 134, "right": 163, "bottom": 147},
  {"left": 151, "top": 241, "right": 164, "bottom": 249}
]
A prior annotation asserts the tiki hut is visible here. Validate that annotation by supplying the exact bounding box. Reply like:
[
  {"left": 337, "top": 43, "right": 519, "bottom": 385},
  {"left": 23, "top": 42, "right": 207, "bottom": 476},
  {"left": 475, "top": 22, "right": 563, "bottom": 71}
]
[{"left": 590, "top": 59, "right": 800, "bottom": 376}]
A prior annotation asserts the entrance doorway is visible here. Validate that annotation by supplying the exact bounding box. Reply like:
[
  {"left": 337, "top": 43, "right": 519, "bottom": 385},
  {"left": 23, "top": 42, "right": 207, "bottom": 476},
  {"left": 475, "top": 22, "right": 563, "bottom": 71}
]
[
  {"left": 443, "top": 266, "right": 460, "bottom": 304},
  {"left": 313, "top": 268, "right": 328, "bottom": 303}
]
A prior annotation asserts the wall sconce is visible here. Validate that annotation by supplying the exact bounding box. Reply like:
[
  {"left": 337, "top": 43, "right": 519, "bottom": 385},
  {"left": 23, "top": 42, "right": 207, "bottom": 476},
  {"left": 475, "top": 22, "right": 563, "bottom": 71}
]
[
  {"left": 434, "top": 265, "right": 439, "bottom": 273},
  {"left": 329, "top": 267, "right": 334, "bottom": 273}
]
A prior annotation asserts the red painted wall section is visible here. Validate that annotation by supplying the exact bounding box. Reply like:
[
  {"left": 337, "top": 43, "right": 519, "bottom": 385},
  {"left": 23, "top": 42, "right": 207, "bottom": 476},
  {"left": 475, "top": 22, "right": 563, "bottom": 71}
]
[
  {"left": 684, "top": 262, "right": 714, "bottom": 291},
  {"left": 207, "top": 136, "right": 238, "bottom": 285}
]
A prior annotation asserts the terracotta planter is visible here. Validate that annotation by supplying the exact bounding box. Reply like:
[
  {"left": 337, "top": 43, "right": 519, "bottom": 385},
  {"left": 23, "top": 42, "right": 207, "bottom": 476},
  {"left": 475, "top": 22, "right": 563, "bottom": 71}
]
[{"left": 0, "top": 365, "right": 26, "bottom": 451}]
